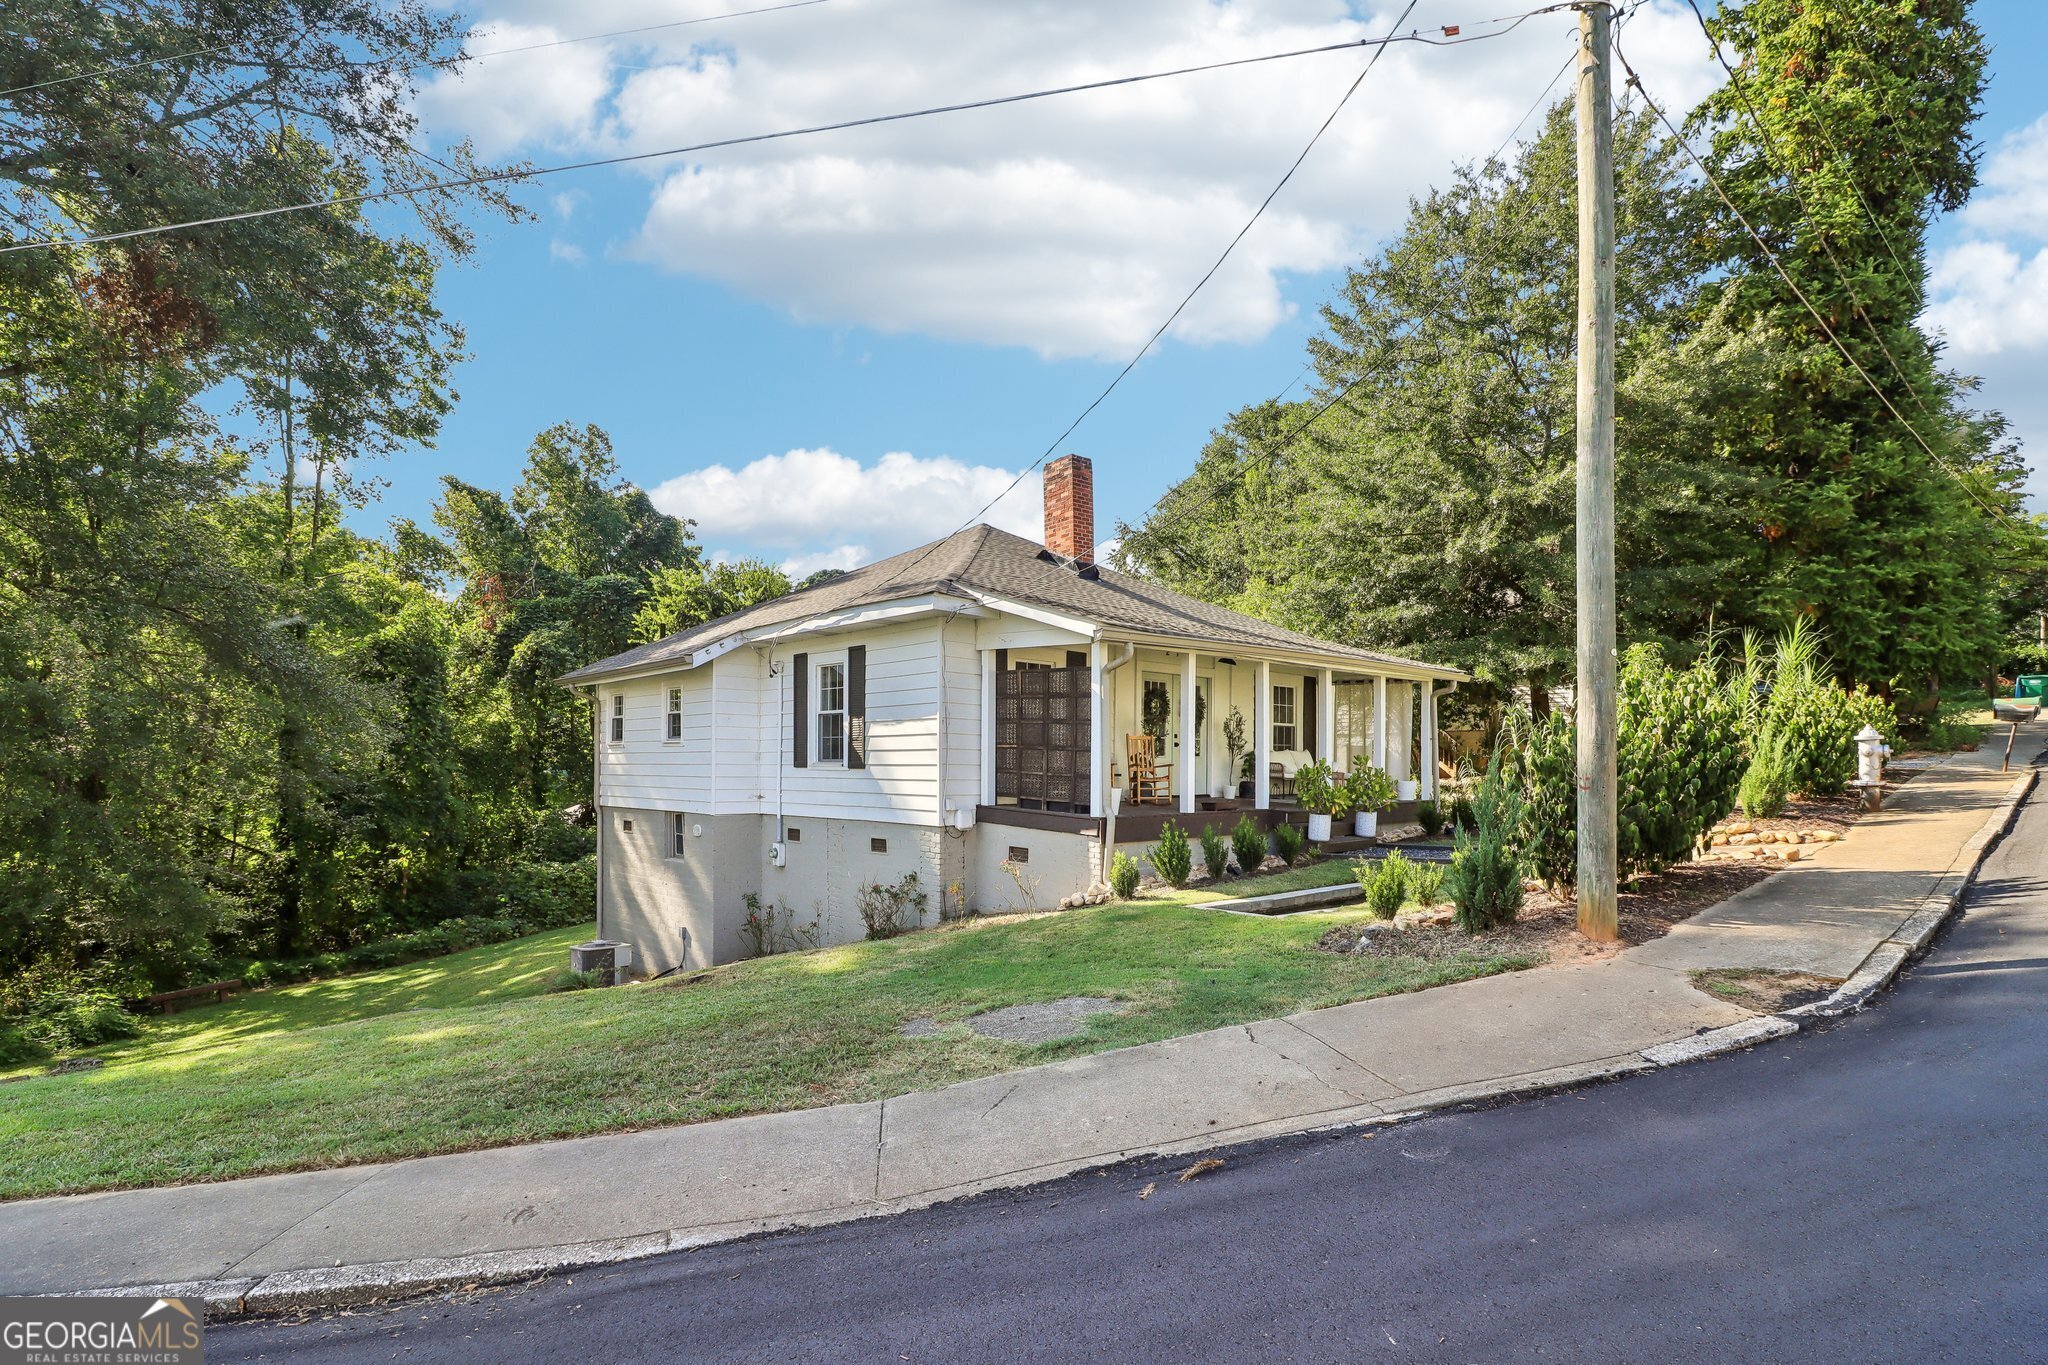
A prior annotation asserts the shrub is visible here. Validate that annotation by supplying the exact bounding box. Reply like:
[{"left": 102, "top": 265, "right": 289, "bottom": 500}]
[
  {"left": 1738, "top": 727, "right": 1794, "bottom": 819},
  {"left": 1740, "top": 623, "right": 1902, "bottom": 796},
  {"left": 1232, "top": 813, "right": 1267, "bottom": 876},
  {"left": 1109, "top": 850, "right": 1142, "bottom": 900},
  {"left": 1449, "top": 792, "right": 1476, "bottom": 832},
  {"left": 1416, "top": 800, "right": 1445, "bottom": 838},
  {"left": 1515, "top": 645, "right": 1745, "bottom": 891},
  {"left": 1362, "top": 851, "right": 1410, "bottom": 919},
  {"left": 0, "top": 1021, "right": 45, "bottom": 1068},
  {"left": 1152, "top": 821, "right": 1193, "bottom": 889},
  {"left": 22, "top": 987, "right": 141, "bottom": 1053},
  {"left": 1448, "top": 758, "right": 1524, "bottom": 933},
  {"left": 1411, "top": 862, "right": 1447, "bottom": 906},
  {"left": 545, "top": 968, "right": 608, "bottom": 993},
  {"left": 1273, "top": 821, "right": 1306, "bottom": 866},
  {"left": 1199, "top": 824, "right": 1231, "bottom": 881},
  {"left": 857, "top": 872, "right": 928, "bottom": 940}
]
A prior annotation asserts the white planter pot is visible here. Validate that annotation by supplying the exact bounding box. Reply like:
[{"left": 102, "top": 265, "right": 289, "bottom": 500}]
[
  {"left": 1306, "top": 813, "right": 1332, "bottom": 843},
  {"left": 1395, "top": 779, "right": 1419, "bottom": 802},
  {"left": 1354, "top": 811, "right": 1378, "bottom": 838}
]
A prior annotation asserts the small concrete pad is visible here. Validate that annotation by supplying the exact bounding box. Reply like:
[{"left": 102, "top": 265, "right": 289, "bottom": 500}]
[
  {"left": 1287, "top": 959, "right": 1751, "bottom": 1095},
  {"left": 964, "top": 997, "right": 1124, "bottom": 1042},
  {"left": 0, "top": 1164, "right": 385, "bottom": 1296},
  {"left": 229, "top": 1102, "right": 884, "bottom": 1275},
  {"left": 874, "top": 1022, "right": 1394, "bottom": 1199}
]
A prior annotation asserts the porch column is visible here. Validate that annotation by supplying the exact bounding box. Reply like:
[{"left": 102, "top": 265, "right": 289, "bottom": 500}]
[
  {"left": 1392, "top": 682, "right": 1414, "bottom": 782},
  {"left": 1371, "top": 674, "right": 1388, "bottom": 770},
  {"left": 979, "top": 650, "right": 997, "bottom": 807},
  {"left": 1254, "top": 659, "right": 1273, "bottom": 808},
  {"left": 1180, "top": 650, "right": 1198, "bottom": 813},
  {"left": 1089, "top": 640, "right": 1106, "bottom": 818},
  {"left": 1419, "top": 681, "right": 1438, "bottom": 801},
  {"left": 1316, "top": 667, "right": 1335, "bottom": 767}
]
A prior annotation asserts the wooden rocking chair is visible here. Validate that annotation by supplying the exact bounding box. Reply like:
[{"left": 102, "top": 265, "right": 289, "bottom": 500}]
[{"left": 1126, "top": 733, "right": 1172, "bottom": 806}]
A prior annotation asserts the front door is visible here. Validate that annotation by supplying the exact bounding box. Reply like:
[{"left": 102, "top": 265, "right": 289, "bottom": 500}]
[{"left": 1140, "top": 672, "right": 1213, "bottom": 797}]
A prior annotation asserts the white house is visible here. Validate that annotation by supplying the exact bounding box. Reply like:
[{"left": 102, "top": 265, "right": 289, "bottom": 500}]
[{"left": 561, "top": 455, "right": 1466, "bottom": 973}]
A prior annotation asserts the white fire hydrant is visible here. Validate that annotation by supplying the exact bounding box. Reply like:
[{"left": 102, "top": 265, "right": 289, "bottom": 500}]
[{"left": 1855, "top": 724, "right": 1891, "bottom": 808}]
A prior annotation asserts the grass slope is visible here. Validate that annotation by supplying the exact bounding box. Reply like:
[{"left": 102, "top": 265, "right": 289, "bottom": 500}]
[{"left": 0, "top": 875, "right": 1529, "bottom": 1201}]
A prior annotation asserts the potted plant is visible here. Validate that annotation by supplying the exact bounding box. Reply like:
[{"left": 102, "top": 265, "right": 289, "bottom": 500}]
[
  {"left": 1293, "top": 759, "right": 1346, "bottom": 842},
  {"left": 1237, "top": 751, "right": 1255, "bottom": 800},
  {"left": 1221, "top": 705, "right": 1247, "bottom": 803},
  {"left": 1395, "top": 775, "right": 1420, "bottom": 802},
  {"left": 1346, "top": 766, "right": 1397, "bottom": 838}
]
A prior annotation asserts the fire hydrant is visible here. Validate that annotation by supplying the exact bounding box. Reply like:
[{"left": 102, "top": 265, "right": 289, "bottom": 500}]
[{"left": 1854, "top": 724, "right": 1891, "bottom": 810}]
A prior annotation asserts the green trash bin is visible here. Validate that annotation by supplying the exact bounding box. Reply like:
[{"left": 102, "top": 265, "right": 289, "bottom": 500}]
[{"left": 2016, "top": 675, "right": 2048, "bottom": 701}]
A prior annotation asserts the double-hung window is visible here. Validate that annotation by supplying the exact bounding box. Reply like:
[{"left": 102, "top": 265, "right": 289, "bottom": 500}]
[
  {"left": 666, "top": 686, "right": 683, "bottom": 742},
  {"left": 1272, "top": 685, "right": 1298, "bottom": 751},
  {"left": 816, "top": 660, "right": 847, "bottom": 764},
  {"left": 610, "top": 693, "right": 625, "bottom": 743},
  {"left": 670, "top": 812, "right": 687, "bottom": 859}
]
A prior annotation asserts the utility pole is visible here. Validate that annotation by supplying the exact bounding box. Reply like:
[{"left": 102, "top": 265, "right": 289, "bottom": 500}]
[{"left": 1574, "top": 1, "right": 1618, "bottom": 942}]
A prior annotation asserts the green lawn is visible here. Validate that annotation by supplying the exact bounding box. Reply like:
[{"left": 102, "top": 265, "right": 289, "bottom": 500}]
[{"left": 0, "top": 870, "right": 1530, "bottom": 1201}]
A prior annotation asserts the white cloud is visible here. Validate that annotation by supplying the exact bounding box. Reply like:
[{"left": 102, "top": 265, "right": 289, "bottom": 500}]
[
  {"left": 415, "top": 22, "right": 614, "bottom": 157},
  {"left": 421, "top": 0, "right": 1719, "bottom": 358},
  {"left": 548, "top": 239, "right": 587, "bottom": 265},
  {"left": 551, "top": 189, "right": 588, "bottom": 220},
  {"left": 1923, "top": 111, "right": 2048, "bottom": 503},
  {"left": 650, "top": 447, "right": 1045, "bottom": 568}
]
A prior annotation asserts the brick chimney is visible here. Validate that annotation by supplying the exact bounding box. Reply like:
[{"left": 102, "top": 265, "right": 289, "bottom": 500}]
[{"left": 1043, "top": 453, "right": 1094, "bottom": 566}]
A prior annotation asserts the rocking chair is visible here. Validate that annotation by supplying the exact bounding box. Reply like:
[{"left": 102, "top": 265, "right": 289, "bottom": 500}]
[{"left": 1126, "top": 733, "right": 1173, "bottom": 806}]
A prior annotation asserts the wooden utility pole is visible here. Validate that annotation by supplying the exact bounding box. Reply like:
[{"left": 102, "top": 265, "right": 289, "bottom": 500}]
[{"left": 1574, "top": 1, "right": 1619, "bottom": 941}]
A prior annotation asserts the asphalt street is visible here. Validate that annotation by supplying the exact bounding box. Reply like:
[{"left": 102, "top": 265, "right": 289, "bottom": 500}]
[{"left": 218, "top": 781, "right": 2048, "bottom": 1363}]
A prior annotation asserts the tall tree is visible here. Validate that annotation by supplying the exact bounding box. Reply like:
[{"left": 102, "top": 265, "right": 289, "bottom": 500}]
[{"left": 1695, "top": 0, "right": 2036, "bottom": 698}]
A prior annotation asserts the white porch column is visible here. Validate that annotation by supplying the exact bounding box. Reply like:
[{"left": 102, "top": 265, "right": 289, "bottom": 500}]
[
  {"left": 1254, "top": 660, "right": 1273, "bottom": 809},
  {"left": 1316, "top": 668, "right": 1335, "bottom": 767},
  {"left": 1179, "top": 650, "right": 1198, "bottom": 813},
  {"left": 1394, "top": 682, "right": 1415, "bottom": 783},
  {"left": 979, "top": 650, "right": 997, "bottom": 807},
  {"left": 1419, "top": 681, "right": 1439, "bottom": 800},
  {"left": 1371, "top": 674, "right": 1388, "bottom": 770},
  {"left": 1089, "top": 640, "right": 1107, "bottom": 818}
]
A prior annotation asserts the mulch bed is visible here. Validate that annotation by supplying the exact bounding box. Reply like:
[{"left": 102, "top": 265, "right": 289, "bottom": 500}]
[{"left": 1316, "top": 791, "right": 1868, "bottom": 968}]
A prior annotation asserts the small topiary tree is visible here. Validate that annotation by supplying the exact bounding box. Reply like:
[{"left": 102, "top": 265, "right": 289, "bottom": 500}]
[
  {"left": 1738, "top": 726, "right": 1794, "bottom": 818},
  {"left": 1273, "top": 821, "right": 1306, "bottom": 866},
  {"left": 1109, "top": 850, "right": 1142, "bottom": 900},
  {"left": 1448, "top": 757, "right": 1524, "bottom": 933},
  {"left": 1363, "top": 851, "right": 1410, "bottom": 919},
  {"left": 1232, "top": 813, "right": 1267, "bottom": 875},
  {"left": 1153, "top": 821, "right": 1193, "bottom": 888},
  {"left": 1411, "top": 862, "right": 1447, "bottom": 906},
  {"left": 1199, "top": 823, "right": 1231, "bottom": 881}
]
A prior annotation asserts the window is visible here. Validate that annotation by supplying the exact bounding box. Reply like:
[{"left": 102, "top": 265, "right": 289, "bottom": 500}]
[
  {"left": 1013, "top": 660, "right": 1053, "bottom": 672},
  {"left": 666, "top": 687, "right": 683, "bottom": 742},
  {"left": 670, "top": 813, "right": 687, "bottom": 859},
  {"left": 610, "top": 694, "right": 625, "bottom": 743},
  {"left": 870, "top": 837, "right": 888, "bottom": 854},
  {"left": 1273, "top": 685, "right": 1298, "bottom": 751},
  {"left": 816, "top": 660, "right": 847, "bottom": 764}
]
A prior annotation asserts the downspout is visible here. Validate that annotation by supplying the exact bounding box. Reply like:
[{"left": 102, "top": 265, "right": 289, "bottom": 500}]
[
  {"left": 588, "top": 684, "right": 604, "bottom": 941},
  {"left": 1098, "top": 640, "right": 1137, "bottom": 870}
]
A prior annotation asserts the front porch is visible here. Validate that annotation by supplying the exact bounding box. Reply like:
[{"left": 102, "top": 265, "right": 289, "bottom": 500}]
[{"left": 978, "top": 636, "right": 1456, "bottom": 824}]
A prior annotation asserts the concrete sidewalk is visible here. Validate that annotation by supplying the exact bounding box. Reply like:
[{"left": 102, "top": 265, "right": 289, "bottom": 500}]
[{"left": 4, "top": 730, "right": 2038, "bottom": 1309}]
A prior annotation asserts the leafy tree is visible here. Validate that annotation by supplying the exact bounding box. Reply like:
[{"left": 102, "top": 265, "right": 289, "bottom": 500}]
[{"left": 634, "top": 558, "right": 794, "bottom": 644}]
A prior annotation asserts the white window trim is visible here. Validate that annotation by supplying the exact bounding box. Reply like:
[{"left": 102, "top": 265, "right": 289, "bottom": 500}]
[
  {"left": 609, "top": 693, "right": 625, "bottom": 745},
  {"left": 1272, "top": 684, "right": 1298, "bottom": 753},
  {"left": 813, "top": 652, "right": 848, "bottom": 768},
  {"left": 665, "top": 685, "right": 684, "bottom": 744},
  {"left": 668, "top": 812, "right": 687, "bottom": 860}
]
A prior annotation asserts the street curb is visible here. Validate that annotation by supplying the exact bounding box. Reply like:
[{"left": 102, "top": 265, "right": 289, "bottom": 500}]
[
  {"left": 1785, "top": 765, "right": 2035, "bottom": 1022},
  {"left": 44, "top": 762, "right": 2040, "bottom": 1321}
]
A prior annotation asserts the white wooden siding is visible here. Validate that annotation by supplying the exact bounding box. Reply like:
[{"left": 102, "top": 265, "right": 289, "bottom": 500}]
[
  {"left": 595, "top": 667, "right": 713, "bottom": 810},
  {"left": 938, "top": 616, "right": 982, "bottom": 819}
]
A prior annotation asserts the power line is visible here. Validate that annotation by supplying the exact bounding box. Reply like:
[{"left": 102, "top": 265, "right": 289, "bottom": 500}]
[
  {"left": 1610, "top": 36, "right": 2020, "bottom": 533},
  {"left": 0, "top": 0, "right": 835, "bottom": 102},
  {"left": 0, "top": 14, "right": 1562, "bottom": 256}
]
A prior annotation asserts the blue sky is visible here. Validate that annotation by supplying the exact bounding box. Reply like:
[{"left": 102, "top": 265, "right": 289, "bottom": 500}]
[{"left": 342, "top": 0, "right": 2048, "bottom": 571}]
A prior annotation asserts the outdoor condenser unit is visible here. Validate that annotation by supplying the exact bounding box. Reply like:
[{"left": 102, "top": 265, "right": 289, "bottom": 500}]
[{"left": 570, "top": 939, "right": 633, "bottom": 985}]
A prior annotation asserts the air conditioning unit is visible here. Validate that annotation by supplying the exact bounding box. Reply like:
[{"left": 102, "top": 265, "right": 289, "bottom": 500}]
[{"left": 570, "top": 939, "right": 632, "bottom": 985}]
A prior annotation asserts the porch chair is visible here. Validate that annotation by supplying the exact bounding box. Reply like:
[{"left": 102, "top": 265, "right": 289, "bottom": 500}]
[
  {"left": 1268, "top": 761, "right": 1296, "bottom": 803},
  {"left": 1126, "top": 733, "right": 1173, "bottom": 806}
]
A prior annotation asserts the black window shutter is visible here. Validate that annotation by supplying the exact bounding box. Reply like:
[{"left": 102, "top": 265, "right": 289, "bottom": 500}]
[
  {"left": 847, "top": 645, "right": 867, "bottom": 770},
  {"left": 792, "top": 652, "right": 809, "bottom": 768},
  {"left": 1303, "top": 675, "right": 1318, "bottom": 754},
  {"left": 1066, "top": 649, "right": 1087, "bottom": 668}
]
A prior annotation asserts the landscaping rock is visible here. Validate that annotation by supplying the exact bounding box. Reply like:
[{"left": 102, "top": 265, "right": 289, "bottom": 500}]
[{"left": 45, "top": 1057, "right": 105, "bottom": 1076}]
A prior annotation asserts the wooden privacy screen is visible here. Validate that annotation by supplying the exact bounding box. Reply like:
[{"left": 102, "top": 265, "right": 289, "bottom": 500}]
[{"left": 994, "top": 664, "right": 1091, "bottom": 812}]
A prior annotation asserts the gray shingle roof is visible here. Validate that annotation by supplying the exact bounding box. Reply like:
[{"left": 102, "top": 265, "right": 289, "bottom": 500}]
[{"left": 560, "top": 525, "right": 1463, "bottom": 684}]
